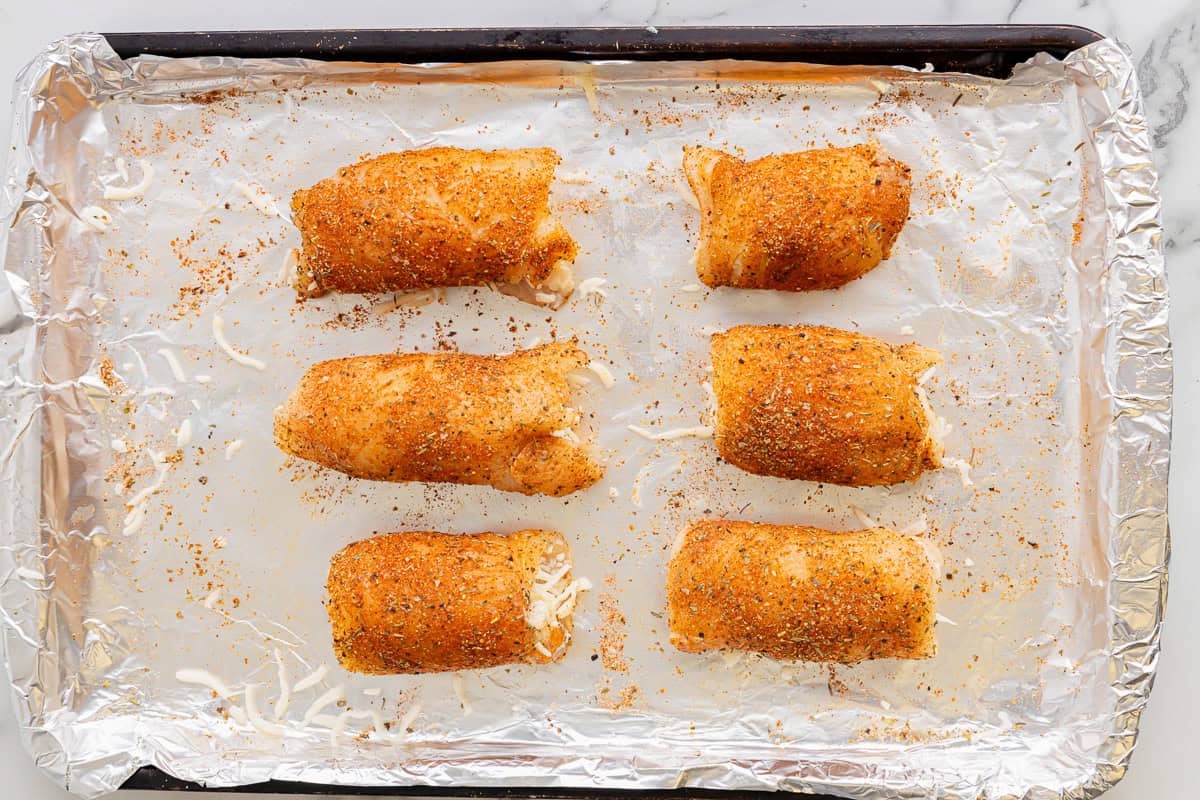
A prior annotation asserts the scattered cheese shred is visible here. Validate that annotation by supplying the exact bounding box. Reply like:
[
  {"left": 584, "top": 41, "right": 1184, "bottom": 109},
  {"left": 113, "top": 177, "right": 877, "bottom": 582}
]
[
  {"left": 680, "top": 283, "right": 704, "bottom": 292},
  {"left": 608, "top": 487, "right": 620, "bottom": 499},
  {"left": 203, "top": 588, "right": 221, "bottom": 609},
  {"left": 302, "top": 685, "right": 345, "bottom": 725},
  {"left": 453, "top": 674, "right": 472, "bottom": 716},
  {"left": 273, "top": 648, "right": 291, "bottom": 721},
  {"left": 175, "top": 419, "right": 193, "bottom": 447},
  {"left": 585, "top": 361, "right": 615, "bottom": 388},
  {"left": 292, "top": 663, "right": 328, "bottom": 693},
  {"left": 898, "top": 517, "right": 930, "bottom": 536},
  {"left": 80, "top": 206, "right": 111, "bottom": 232},
  {"left": 578, "top": 70, "right": 600, "bottom": 114},
  {"left": 176, "top": 668, "right": 235, "bottom": 699},
  {"left": 899, "top": 324, "right": 915, "bottom": 335},
  {"left": 225, "top": 439, "right": 245, "bottom": 461},
  {"left": 850, "top": 505, "right": 881, "bottom": 529},
  {"left": 233, "top": 179, "right": 280, "bottom": 217},
  {"left": 103, "top": 160, "right": 155, "bottom": 201},
  {"left": 212, "top": 314, "right": 266, "bottom": 371},
  {"left": 627, "top": 424, "right": 713, "bottom": 441},
  {"left": 156, "top": 348, "right": 188, "bottom": 382},
  {"left": 631, "top": 463, "right": 655, "bottom": 508},
  {"left": 244, "top": 683, "right": 286, "bottom": 736}
]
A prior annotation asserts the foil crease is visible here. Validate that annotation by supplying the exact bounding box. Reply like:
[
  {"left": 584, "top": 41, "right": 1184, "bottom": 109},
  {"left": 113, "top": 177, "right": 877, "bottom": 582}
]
[{"left": 0, "top": 34, "right": 1169, "bottom": 800}]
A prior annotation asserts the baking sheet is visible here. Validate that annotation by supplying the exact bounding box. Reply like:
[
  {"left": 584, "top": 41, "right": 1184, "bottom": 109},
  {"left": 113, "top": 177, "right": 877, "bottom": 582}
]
[{"left": 0, "top": 34, "right": 1169, "bottom": 800}]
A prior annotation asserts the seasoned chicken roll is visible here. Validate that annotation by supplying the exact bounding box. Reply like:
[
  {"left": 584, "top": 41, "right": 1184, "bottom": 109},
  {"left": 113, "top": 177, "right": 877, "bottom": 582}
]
[
  {"left": 328, "top": 530, "right": 587, "bottom": 674},
  {"left": 712, "top": 324, "right": 943, "bottom": 486},
  {"left": 292, "top": 147, "right": 579, "bottom": 303},
  {"left": 683, "top": 143, "right": 911, "bottom": 290},
  {"left": 667, "top": 520, "right": 938, "bottom": 662},
  {"left": 274, "top": 342, "right": 603, "bottom": 496}
]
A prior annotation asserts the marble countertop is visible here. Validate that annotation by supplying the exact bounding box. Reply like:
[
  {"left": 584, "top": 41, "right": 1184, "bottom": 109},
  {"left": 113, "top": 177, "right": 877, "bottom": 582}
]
[{"left": 0, "top": 2, "right": 1192, "bottom": 798}]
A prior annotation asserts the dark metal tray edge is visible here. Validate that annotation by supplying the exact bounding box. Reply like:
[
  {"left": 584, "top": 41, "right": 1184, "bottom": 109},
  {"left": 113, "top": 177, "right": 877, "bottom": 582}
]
[{"left": 109, "top": 23, "right": 1104, "bottom": 797}]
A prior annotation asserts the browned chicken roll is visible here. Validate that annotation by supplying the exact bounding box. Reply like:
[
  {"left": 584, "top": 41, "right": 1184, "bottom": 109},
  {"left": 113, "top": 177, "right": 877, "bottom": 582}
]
[
  {"left": 711, "top": 324, "right": 944, "bottom": 486},
  {"left": 328, "top": 530, "right": 587, "bottom": 674},
  {"left": 667, "top": 520, "right": 938, "bottom": 662},
  {"left": 274, "top": 342, "right": 603, "bottom": 497},
  {"left": 683, "top": 143, "right": 911, "bottom": 290},
  {"left": 292, "top": 147, "right": 579, "bottom": 303}
]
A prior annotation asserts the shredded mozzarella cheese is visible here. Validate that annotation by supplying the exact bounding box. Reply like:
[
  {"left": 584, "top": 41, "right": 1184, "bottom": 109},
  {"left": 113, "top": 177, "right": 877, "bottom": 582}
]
[
  {"left": 225, "top": 439, "right": 245, "bottom": 461},
  {"left": 454, "top": 674, "right": 472, "bottom": 716},
  {"left": 80, "top": 206, "right": 111, "bottom": 232},
  {"left": 212, "top": 315, "right": 266, "bottom": 371},
  {"left": 175, "top": 419, "right": 192, "bottom": 447},
  {"left": 943, "top": 457, "right": 974, "bottom": 487},
  {"left": 103, "top": 160, "right": 155, "bottom": 200},
  {"left": 176, "top": 668, "right": 235, "bottom": 699},
  {"left": 244, "top": 683, "right": 286, "bottom": 736},
  {"left": 233, "top": 179, "right": 280, "bottom": 217},
  {"left": 291, "top": 663, "right": 328, "bottom": 693},
  {"left": 850, "top": 505, "right": 880, "bottom": 529},
  {"left": 680, "top": 283, "right": 704, "bottom": 292},
  {"left": 585, "top": 361, "right": 616, "bottom": 388},
  {"left": 156, "top": 348, "right": 188, "bottom": 382},
  {"left": 627, "top": 424, "right": 713, "bottom": 441},
  {"left": 273, "top": 648, "right": 290, "bottom": 720},
  {"left": 302, "top": 685, "right": 345, "bottom": 724},
  {"left": 578, "top": 70, "right": 600, "bottom": 114}
]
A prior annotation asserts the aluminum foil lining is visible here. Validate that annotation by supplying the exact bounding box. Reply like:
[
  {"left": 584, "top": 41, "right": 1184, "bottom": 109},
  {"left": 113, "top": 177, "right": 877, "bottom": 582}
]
[{"left": 0, "top": 34, "right": 1169, "bottom": 800}]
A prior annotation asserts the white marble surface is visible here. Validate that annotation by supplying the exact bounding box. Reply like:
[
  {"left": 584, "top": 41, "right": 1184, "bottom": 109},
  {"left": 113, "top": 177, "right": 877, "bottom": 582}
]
[{"left": 0, "top": 1, "right": 1192, "bottom": 798}]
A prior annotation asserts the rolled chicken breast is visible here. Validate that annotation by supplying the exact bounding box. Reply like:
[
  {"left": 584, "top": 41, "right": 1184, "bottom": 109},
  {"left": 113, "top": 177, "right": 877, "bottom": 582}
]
[
  {"left": 274, "top": 342, "right": 603, "bottom": 496},
  {"left": 292, "top": 147, "right": 579, "bottom": 304},
  {"left": 711, "top": 324, "right": 943, "bottom": 486},
  {"left": 667, "top": 519, "right": 938, "bottom": 662},
  {"left": 683, "top": 143, "right": 911, "bottom": 290},
  {"left": 327, "top": 530, "right": 585, "bottom": 674}
]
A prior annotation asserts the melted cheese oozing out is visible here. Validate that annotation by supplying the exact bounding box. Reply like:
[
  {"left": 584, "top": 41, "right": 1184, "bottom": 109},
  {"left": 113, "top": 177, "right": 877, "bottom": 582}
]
[
  {"left": 104, "top": 160, "right": 155, "bottom": 201},
  {"left": 525, "top": 548, "right": 591, "bottom": 659},
  {"left": 212, "top": 315, "right": 266, "bottom": 371},
  {"left": 942, "top": 457, "right": 974, "bottom": 487},
  {"left": 627, "top": 424, "right": 713, "bottom": 441},
  {"left": 535, "top": 261, "right": 576, "bottom": 304},
  {"left": 576, "top": 277, "right": 608, "bottom": 298},
  {"left": 915, "top": 369, "right": 952, "bottom": 456},
  {"left": 278, "top": 249, "right": 299, "bottom": 284}
]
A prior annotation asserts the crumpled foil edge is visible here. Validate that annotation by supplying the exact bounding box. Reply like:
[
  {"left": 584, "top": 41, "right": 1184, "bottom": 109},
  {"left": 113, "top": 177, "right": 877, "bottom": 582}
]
[{"left": 0, "top": 33, "right": 1170, "bottom": 800}]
